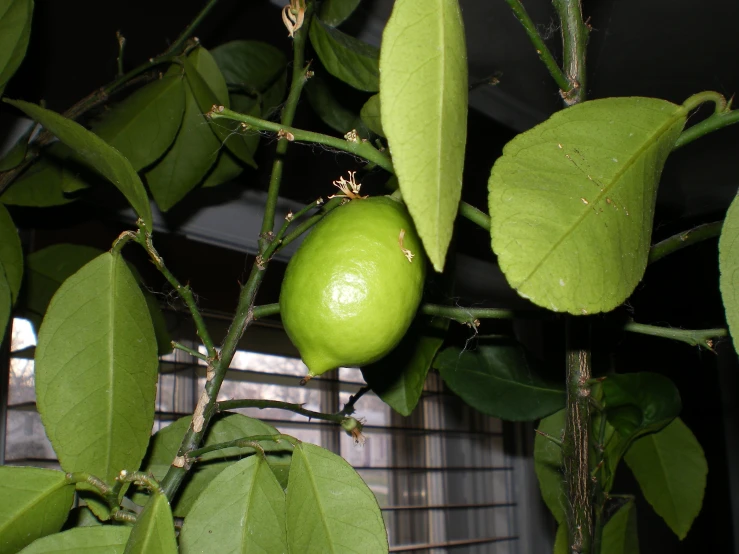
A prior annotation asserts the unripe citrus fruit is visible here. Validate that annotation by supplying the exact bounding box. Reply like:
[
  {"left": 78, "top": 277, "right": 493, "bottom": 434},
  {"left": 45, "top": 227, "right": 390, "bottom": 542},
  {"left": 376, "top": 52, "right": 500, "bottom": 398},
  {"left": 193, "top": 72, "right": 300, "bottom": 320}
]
[{"left": 280, "top": 196, "right": 426, "bottom": 377}]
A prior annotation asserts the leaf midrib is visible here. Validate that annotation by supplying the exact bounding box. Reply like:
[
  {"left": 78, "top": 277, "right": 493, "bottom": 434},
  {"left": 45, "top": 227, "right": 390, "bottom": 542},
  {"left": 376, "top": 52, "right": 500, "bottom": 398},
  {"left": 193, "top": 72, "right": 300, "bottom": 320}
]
[
  {"left": 105, "top": 256, "right": 116, "bottom": 478},
  {"left": 299, "top": 447, "right": 335, "bottom": 553},
  {"left": 518, "top": 106, "right": 686, "bottom": 288}
]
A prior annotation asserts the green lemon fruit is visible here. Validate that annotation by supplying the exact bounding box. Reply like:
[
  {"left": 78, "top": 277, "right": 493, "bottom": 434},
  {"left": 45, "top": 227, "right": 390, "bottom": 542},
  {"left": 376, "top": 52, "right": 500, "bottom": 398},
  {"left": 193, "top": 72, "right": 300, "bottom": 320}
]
[{"left": 280, "top": 196, "right": 426, "bottom": 377}]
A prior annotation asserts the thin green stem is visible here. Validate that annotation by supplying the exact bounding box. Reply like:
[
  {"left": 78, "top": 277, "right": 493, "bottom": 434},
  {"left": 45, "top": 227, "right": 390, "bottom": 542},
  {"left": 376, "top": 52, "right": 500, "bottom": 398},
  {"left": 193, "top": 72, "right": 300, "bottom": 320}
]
[
  {"left": 258, "top": 5, "right": 314, "bottom": 253},
  {"left": 210, "top": 108, "right": 393, "bottom": 174},
  {"left": 681, "top": 91, "right": 728, "bottom": 113},
  {"left": 188, "top": 434, "right": 298, "bottom": 459},
  {"left": 115, "top": 31, "right": 126, "bottom": 77},
  {"left": 648, "top": 221, "right": 723, "bottom": 264},
  {"left": 172, "top": 341, "right": 208, "bottom": 360},
  {"left": 623, "top": 322, "right": 727, "bottom": 349},
  {"left": 553, "top": 0, "right": 590, "bottom": 105},
  {"left": 674, "top": 110, "right": 739, "bottom": 150},
  {"left": 252, "top": 303, "right": 281, "bottom": 319},
  {"left": 279, "top": 197, "right": 343, "bottom": 250},
  {"left": 261, "top": 197, "right": 326, "bottom": 263},
  {"left": 502, "top": 0, "right": 570, "bottom": 93},
  {"left": 135, "top": 229, "right": 216, "bottom": 359},
  {"left": 111, "top": 510, "right": 138, "bottom": 524},
  {"left": 421, "top": 304, "right": 516, "bottom": 323},
  {"left": 159, "top": 4, "right": 315, "bottom": 501},
  {"left": 65, "top": 472, "right": 110, "bottom": 494},
  {"left": 162, "top": 0, "right": 221, "bottom": 58},
  {"left": 458, "top": 202, "right": 491, "bottom": 231},
  {"left": 218, "top": 398, "right": 349, "bottom": 424},
  {"left": 116, "top": 471, "right": 164, "bottom": 495}
]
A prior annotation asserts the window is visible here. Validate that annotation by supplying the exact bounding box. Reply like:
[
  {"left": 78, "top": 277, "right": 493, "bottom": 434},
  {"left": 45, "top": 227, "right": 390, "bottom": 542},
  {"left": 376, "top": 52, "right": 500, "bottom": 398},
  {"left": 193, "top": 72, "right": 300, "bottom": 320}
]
[{"left": 4, "top": 315, "right": 525, "bottom": 553}]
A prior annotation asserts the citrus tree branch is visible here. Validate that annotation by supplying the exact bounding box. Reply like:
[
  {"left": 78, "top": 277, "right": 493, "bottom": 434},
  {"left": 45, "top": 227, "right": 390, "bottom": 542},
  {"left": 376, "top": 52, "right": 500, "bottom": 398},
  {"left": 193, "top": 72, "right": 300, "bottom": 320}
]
[
  {"left": 217, "top": 399, "right": 350, "bottom": 424},
  {"left": 458, "top": 202, "right": 491, "bottom": 231},
  {"left": 187, "top": 434, "right": 298, "bottom": 460},
  {"left": 623, "top": 322, "right": 727, "bottom": 349},
  {"left": 134, "top": 226, "right": 217, "bottom": 359},
  {"left": 209, "top": 107, "right": 393, "bottom": 173},
  {"left": 674, "top": 93, "right": 739, "bottom": 149},
  {"left": 553, "top": 0, "right": 589, "bottom": 105},
  {"left": 158, "top": 6, "right": 315, "bottom": 501},
  {"left": 648, "top": 221, "right": 723, "bottom": 264},
  {"left": 502, "top": 0, "right": 570, "bottom": 93}
]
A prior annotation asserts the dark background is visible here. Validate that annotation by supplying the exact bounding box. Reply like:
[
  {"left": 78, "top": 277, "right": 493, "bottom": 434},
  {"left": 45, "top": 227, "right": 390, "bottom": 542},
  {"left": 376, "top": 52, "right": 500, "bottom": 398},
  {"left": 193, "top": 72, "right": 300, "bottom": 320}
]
[{"left": 2, "top": 0, "right": 738, "bottom": 551}]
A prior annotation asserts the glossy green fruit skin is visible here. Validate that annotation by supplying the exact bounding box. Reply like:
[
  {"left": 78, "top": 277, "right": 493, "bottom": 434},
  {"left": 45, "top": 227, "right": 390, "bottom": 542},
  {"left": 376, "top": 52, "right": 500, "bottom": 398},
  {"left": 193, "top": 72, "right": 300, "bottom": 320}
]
[{"left": 280, "top": 196, "right": 426, "bottom": 376}]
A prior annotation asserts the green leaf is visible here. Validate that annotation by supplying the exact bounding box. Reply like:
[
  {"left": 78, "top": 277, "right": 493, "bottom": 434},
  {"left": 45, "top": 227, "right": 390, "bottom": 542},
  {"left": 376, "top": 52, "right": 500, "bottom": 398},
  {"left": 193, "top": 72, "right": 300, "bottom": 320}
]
[
  {"left": 145, "top": 50, "right": 222, "bottom": 211},
  {"left": 1, "top": 151, "right": 79, "bottom": 207},
  {"left": 201, "top": 150, "right": 244, "bottom": 188},
  {"left": 360, "top": 94, "right": 384, "bottom": 138},
  {"left": 488, "top": 97, "right": 687, "bottom": 314},
  {"left": 0, "top": 203, "right": 22, "bottom": 302},
  {"left": 22, "top": 244, "right": 171, "bottom": 355},
  {"left": 123, "top": 492, "right": 177, "bottom": 554},
  {"left": 0, "top": 135, "right": 27, "bottom": 171},
  {"left": 183, "top": 52, "right": 257, "bottom": 168},
  {"left": 602, "top": 372, "right": 681, "bottom": 446},
  {"left": 0, "top": 0, "right": 33, "bottom": 95},
  {"left": 137, "top": 414, "right": 291, "bottom": 516},
  {"left": 286, "top": 443, "right": 387, "bottom": 553},
  {"left": 180, "top": 456, "right": 287, "bottom": 554},
  {"left": 719, "top": 192, "right": 739, "bottom": 354},
  {"left": 433, "top": 343, "right": 565, "bottom": 421},
  {"left": 309, "top": 18, "right": 379, "bottom": 92},
  {"left": 91, "top": 67, "right": 186, "bottom": 171},
  {"left": 4, "top": 100, "right": 153, "bottom": 227},
  {"left": 62, "top": 507, "right": 102, "bottom": 529},
  {"left": 305, "top": 75, "right": 370, "bottom": 139},
  {"left": 534, "top": 409, "right": 566, "bottom": 523},
  {"left": 210, "top": 40, "right": 287, "bottom": 117},
  {"left": 35, "top": 253, "right": 159, "bottom": 482},
  {"left": 18, "top": 527, "right": 131, "bottom": 553},
  {"left": 319, "top": 0, "right": 361, "bottom": 26},
  {"left": 0, "top": 466, "right": 75, "bottom": 553},
  {"left": 0, "top": 269, "right": 10, "bottom": 342},
  {"left": 21, "top": 244, "right": 102, "bottom": 329},
  {"left": 553, "top": 524, "right": 568, "bottom": 554},
  {"left": 380, "top": 0, "right": 468, "bottom": 272},
  {"left": 362, "top": 316, "right": 447, "bottom": 416},
  {"left": 602, "top": 500, "right": 639, "bottom": 554},
  {"left": 624, "top": 417, "right": 707, "bottom": 540}
]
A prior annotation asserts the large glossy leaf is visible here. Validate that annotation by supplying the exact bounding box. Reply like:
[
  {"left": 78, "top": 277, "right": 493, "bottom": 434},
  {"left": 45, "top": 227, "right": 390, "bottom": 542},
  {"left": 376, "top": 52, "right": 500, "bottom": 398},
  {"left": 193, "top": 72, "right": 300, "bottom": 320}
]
[
  {"left": 0, "top": 133, "right": 27, "bottom": 171},
  {"left": 35, "top": 253, "right": 158, "bottom": 482},
  {"left": 22, "top": 244, "right": 101, "bottom": 329},
  {"left": 145, "top": 49, "right": 222, "bottom": 211},
  {"left": 4, "top": 100, "right": 153, "bottom": 227},
  {"left": 286, "top": 443, "right": 387, "bottom": 553},
  {"left": 183, "top": 54, "right": 257, "bottom": 168},
  {"left": 305, "top": 75, "right": 370, "bottom": 138},
  {"left": 0, "top": 466, "right": 75, "bottom": 553},
  {"left": 214, "top": 40, "right": 287, "bottom": 119},
  {"left": 380, "top": 0, "right": 468, "bottom": 272},
  {"left": 0, "top": 203, "right": 22, "bottom": 302},
  {"left": 91, "top": 68, "right": 186, "bottom": 171},
  {"left": 362, "top": 316, "right": 448, "bottom": 416},
  {"left": 319, "top": 0, "right": 361, "bottom": 26},
  {"left": 0, "top": 0, "right": 33, "bottom": 96},
  {"left": 489, "top": 97, "right": 687, "bottom": 314},
  {"left": 137, "top": 414, "right": 291, "bottom": 516},
  {"left": 180, "top": 456, "right": 287, "bottom": 554},
  {"left": 309, "top": 18, "right": 379, "bottom": 92},
  {"left": 18, "top": 527, "right": 130, "bottom": 553},
  {"left": 360, "top": 94, "right": 384, "bottom": 138},
  {"left": 1, "top": 146, "right": 87, "bottom": 207},
  {"left": 201, "top": 150, "right": 244, "bottom": 188},
  {"left": 719, "top": 192, "right": 739, "bottom": 354},
  {"left": 602, "top": 500, "right": 639, "bottom": 554},
  {"left": 553, "top": 524, "right": 568, "bottom": 554},
  {"left": 22, "top": 244, "right": 171, "bottom": 355},
  {"left": 624, "top": 417, "right": 706, "bottom": 540},
  {"left": 533, "top": 409, "right": 566, "bottom": 523},
  {"left": 602, "top": 372, "right": 681, "bottom": 447},
  {"left": 123, "top": 492, "right": 177, "bottom": 554},
  {"left": 434, "top": 343, "right": 565, "bottom": 421}
]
